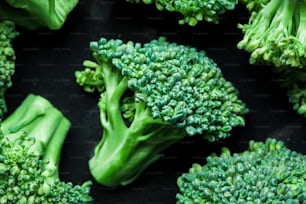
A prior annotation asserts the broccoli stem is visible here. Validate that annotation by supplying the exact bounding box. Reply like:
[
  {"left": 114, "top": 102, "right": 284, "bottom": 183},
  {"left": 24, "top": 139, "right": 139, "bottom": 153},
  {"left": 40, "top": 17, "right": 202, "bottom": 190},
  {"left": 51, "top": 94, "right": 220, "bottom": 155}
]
[
  {"left": 1, "top": 93, "right": 71, "bottom": 161},
  {"left": 89, "top": 63, "right": 186, "bottom": 186},
  {"left": 296, "top": 1, "right": 306, "bottom": 44},
  {"left": 42, "top": 116, "right": 71, "bottom": 184}
]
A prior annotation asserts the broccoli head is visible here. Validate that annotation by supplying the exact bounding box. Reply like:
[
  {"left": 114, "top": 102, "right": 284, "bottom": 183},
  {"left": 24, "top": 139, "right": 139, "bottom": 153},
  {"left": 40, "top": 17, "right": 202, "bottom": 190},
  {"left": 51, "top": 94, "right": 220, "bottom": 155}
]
[
  {"left": 75, "top": 37, "right": 248, "bottom": 186},
  {"left": 237, "top": 0, "right": 306, "bottom": 68},
  {"left": 126, "top": 0, "right": 238, "bottom": 26},
  {"left": 0, "top": 20, "right": 18, "bottom": 119},
  {"left": 0, "top": 94, "right": 92, "bottom": 203},
  {"left": 0, "top": 0, "right": 78, "bottom": 30},
  {"left": 177, "top": 138, "right": 306, "bottom": 203}
]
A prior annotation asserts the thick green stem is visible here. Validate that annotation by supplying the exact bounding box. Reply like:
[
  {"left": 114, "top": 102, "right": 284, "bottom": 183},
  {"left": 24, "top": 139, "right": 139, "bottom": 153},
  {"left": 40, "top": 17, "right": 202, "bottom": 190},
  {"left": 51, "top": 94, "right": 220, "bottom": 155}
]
[
  {"left": 296, "top": 0, "right": 306, "bottom": 44},
  {"left": 42, "top": 116, "right": 71, "bottom": 183},
  {"left": 89, "top": 100, "right": 186, "bottom": 187}
]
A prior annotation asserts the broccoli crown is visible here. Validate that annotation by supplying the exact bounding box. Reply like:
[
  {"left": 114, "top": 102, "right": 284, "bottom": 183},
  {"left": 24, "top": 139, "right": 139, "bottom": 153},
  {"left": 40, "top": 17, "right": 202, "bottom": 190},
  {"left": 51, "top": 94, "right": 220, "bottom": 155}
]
[
  {"left": 0, "top": 0, "right": 78, "bottom": 30},
  {"left": 126, "top": 0, "right": 238, "bottom": 26},
  {"left": 177, "top": 138, "right": 306, "bottom": 204},
  {"left": 0, "top": 20, "right": 18, "bottom": 118},
  {"left": 238, "top": 0, "right": 306, "bottom": 68},
  {"left": 77, "top": 37, "right": 248, "bottom": 141},
  {"left": 0, "top": 94, "right": 92, "bottom": 203}
]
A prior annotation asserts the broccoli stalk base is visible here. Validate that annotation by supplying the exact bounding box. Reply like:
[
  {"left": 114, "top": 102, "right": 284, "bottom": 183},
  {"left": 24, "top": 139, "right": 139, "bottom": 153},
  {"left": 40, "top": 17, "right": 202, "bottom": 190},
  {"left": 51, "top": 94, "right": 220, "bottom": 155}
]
[{"left": 87, "top": 61, "right": 186, "bottom": 186}]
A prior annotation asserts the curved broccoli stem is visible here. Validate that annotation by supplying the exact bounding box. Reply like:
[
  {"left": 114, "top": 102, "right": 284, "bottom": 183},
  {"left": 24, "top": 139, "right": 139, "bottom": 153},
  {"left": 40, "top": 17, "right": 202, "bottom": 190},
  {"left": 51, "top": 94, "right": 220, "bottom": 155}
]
[
  {"left": 0, "top": 0, "right": 78, "bottom": 30},
  {"left": 0, "top": 94, "right": 93, "bottom": 203},
  {"left": 238, "top": 0, "right": 306, "bottom": 68},
  {"left": 177, "top": 138, "right": 306, "bottom": 203},
  {"left": 0, "top": 20, "right": 18, "bottom": 119},
  {"left": 76, "top": 37, "right": 248, "bottom": 186},
  {"left": 127, "top": 0, "right": 238, "bottom": 26}
]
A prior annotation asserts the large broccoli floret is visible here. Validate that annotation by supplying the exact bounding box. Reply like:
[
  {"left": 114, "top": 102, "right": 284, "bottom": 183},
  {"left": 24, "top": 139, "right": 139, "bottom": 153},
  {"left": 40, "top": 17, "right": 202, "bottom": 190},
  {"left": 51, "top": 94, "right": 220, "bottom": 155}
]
[
  {"left": 75, "top": 37, "right": 248, "bottom": 187},
  {"left": 0, "top": 94, "right": 93, "bottom": 203},
  {"left": 0, "top": 0, "right": 78, "bottom": 30},
  {"left": 237, "top": 0, "right": 306, "bottom": 68},
  {"left": 177, "top": 138, "right": 306, "bottom": 203},
  {"left": 0, "top": 20, "right": 18, "bottom": 119},
  {"left": 126, "top": 0, "right": 238, "bottom": 26}
]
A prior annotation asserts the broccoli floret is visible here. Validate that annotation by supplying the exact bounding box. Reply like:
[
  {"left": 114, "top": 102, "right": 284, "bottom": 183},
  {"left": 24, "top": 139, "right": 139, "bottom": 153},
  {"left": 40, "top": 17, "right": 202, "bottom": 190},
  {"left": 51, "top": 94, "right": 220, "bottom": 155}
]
[
  {"left": 126, "top": 0, "right": 238, "bottom": 26},
  {"left": 0, "top": 94, "right": 93, "bottom": 203},
  {"left": 237, "top": 0, "right": 306, "bottom": 68},
  {"left": 0, "top": 20, "right": 18, "bottom": 119},
  {"left": 0, "top": 0, "right": 78, "bottom": 30},
  {"left": 276, "top": 68, "right": 306, "bottom": 117},
  {"left": 240, "top": 0, "right": 269, "bottom": 12},
  {"left": 75, "top": 37, "right": 248, "bottom": 187},
  {"left": 177, "top": 138, "right": 306, "bottom": 203}
]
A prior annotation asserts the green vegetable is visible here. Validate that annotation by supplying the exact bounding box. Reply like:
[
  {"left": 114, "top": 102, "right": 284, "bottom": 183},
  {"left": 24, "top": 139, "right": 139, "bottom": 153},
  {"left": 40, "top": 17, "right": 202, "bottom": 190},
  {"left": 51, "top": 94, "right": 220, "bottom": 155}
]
[
  {"left": 0, "top": 20, "right": 18, "bottom": 119},
  {"left": 0, "top": 0, "right": 78, "bottom": 30},
  {"left": 177, "top": 138, "right": 306, "bottom": 203},
  {"left": 75, "top": 37, "right": 248, "bottom": 186},
  {"left": 0, "top": 94, "right": 93, "bottom": 203},
  {"left": 126, "top": 0, "right": 238, "bottom": 26},
  {"left": 237, "top": 0, "right": 306, "bottom": 68},
  {"left": 238, "top": 0, "right": 306, "bottom": 117},
  {"left": 277, "top": 68, "right": 306, "bottom": 117}
]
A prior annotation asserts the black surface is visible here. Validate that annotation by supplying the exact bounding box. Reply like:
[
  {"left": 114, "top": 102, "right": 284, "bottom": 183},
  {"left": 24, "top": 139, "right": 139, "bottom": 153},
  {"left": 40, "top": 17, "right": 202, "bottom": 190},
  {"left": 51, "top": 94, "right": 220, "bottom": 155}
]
[{"left": 5, "top": 1, "right": 306, "bottom": 203}]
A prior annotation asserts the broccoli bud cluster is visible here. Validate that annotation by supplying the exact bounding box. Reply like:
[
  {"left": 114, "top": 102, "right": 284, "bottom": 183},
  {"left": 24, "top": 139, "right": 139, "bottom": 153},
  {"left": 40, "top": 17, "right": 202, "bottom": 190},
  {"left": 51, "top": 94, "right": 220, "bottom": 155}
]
[
  {"left": 84, "top": 37, "right": 248, "bottom": 141},
  {"left": 0, "top": 20, "right": 18, "bottom": 118},
  {"left": 177, "top": 138, "right": 306, "bottom": 204},
  {"left": 126, "top": 0, "right": 238, "bottom": 26}
]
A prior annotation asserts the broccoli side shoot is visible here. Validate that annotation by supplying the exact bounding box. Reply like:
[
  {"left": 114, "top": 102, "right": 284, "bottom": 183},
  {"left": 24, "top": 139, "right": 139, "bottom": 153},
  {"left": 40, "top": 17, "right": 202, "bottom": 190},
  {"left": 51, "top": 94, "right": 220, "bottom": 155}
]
[
  {"left": 177, "top": 138, "right": 306, "bottom": 203},
  {"left": 237, "top": 0, "right": 306, "bottom": 68},
  {"left": 0, "top": 94, "right": 93, "bottom": 203},
  {"left": 0, "top": 20, "right": 18, "bottom": 119},
  {"left": 0, "top": 0, "right": 78, "bottom": 30},
  {"left": 276, "top": 68, "right": 306, "bottom": 117},
  {"left": 75, "top": 37, "right": 248, "bottom": 186},
  {"left": 126, "top": 0, "right": 238, "bottom": 26}
]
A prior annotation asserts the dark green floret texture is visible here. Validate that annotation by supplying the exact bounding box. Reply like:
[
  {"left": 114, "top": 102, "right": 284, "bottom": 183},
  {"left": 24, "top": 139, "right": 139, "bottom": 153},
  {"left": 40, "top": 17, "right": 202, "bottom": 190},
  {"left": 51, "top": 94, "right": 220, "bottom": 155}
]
[
  {"left": 75, "top": 37, "right": 248, "bottom": 186},
  {"left": 0, "top": 0, "right": 79, "bottom": 30},
  {"left": 0, "top": 94, "right": 93, "bottom": 203},
  {"left": 0, "top": 20, "right": 18, "bottom": 119},
  {"left": 176, "top": 138, "right": 306, "bottom": 204},
  {"left": 126, "top": 0, "right": 238, "bottom": 26}
]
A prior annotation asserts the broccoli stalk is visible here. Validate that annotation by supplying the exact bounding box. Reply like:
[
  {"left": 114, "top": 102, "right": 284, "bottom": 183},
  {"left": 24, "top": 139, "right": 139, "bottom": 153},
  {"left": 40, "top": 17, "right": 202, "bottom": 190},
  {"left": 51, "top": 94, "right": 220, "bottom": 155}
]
[
  {"left": 0, "top": 20, "right": 18, "bottom": 119},
  {"left": 0, "top": 94, "right": 92, "bottom": 203},
  {"left": 177, "top": 138, "right": 306, "bottom": 203},
  {"left": 0, "top": 0, "right": 78, "bottom": 30},
  {"left": 76, "top": 37, "right": 248, "bottom": 187},
  {"left": 238, "top": 0, "right": 306, "bottom": 68}
]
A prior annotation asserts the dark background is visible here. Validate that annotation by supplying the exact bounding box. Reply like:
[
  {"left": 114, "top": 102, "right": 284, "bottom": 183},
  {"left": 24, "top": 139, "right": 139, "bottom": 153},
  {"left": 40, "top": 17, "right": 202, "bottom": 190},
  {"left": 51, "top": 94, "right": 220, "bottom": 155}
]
[{"left": 5, "top": 0, "right": 306, "bottom": 203}]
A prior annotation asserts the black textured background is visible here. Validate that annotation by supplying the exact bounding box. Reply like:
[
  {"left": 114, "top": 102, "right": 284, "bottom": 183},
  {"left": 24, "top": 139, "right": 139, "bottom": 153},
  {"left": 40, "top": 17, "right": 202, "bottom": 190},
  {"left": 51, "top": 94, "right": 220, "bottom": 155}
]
[{"left": 5, "top": 0, "right": 306, "bottom": 203}]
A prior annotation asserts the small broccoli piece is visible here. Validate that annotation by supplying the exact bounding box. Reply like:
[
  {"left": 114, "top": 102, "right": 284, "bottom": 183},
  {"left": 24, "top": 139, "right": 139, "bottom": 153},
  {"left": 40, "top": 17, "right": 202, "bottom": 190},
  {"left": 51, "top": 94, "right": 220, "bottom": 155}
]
[
  {"left": 276, "top": 68, "right": 306, "bottom": 117},
  {"left": 0, "top": 94, "right": 93, "bottom": 203},
  {"left": 75, "top": 37, "right": 248, "bottom": 186},
  {"left": 0, "top": 0, "right": 78, "bottom": 30},
  {"left": 238, "top": 0, "right": 306, "bottom": 68},
  {"left": 126, "top": 0, "right": 238, "bottom": 26},
  {"left": 177, "top": 138, "right": 306, "bottom": 203},
  {"left": 0, "top": 20, "right": 18, "bottom": 119},
  {"left": 240, "top": 0, "right": 269, "bottom": 12}
]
